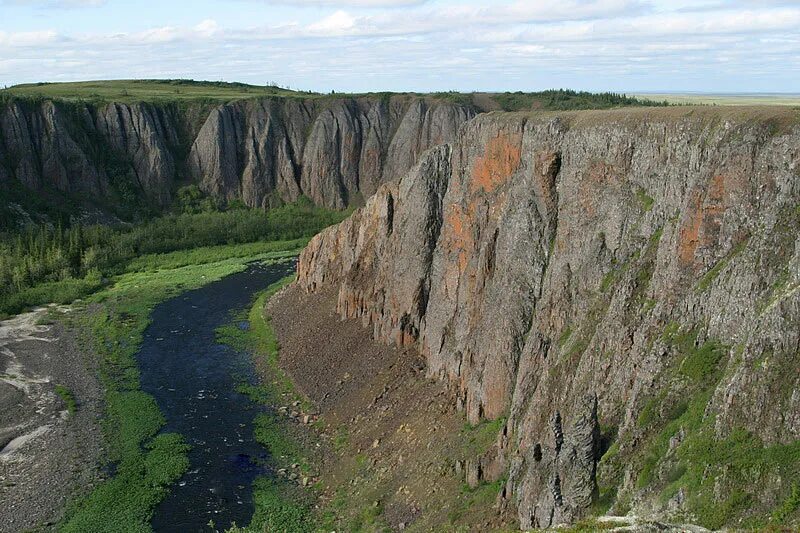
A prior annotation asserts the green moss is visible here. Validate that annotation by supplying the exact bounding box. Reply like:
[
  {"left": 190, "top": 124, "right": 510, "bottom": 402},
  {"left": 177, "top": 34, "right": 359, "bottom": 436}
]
[
  {"left": 54, "top": 384, "right": 78, "bottom": 415},
  {"left": 635, "top": 187, "right": 655, "bottom": 211},
  {"left": 557, "top": 326, "right": 573, "bottom": 347},
  {"left": 696, "top": 239, "right": 748, "bottom": 293},
  {"left": 600, "top": 270, "right": 617, "bottom": 293},
  {"left": 632, "top": 326, "right": 800, "bottom": 529},
  {"left": 253, "top": 413, "right": 307, "bottom": 470},
  {"left": 772, "top": 483, "right": 800, "bottom": 524},
  {"left": 678, "top": 339, "right": 726, "bottom": 383},
  {"left": 345, "top": 500, "right": 390, "bottom": 533},
  {"left": 673, "top": 428, "right": 800, "bottom": 529},
  {"left": 447, "top": 478, "right": 506, "bottom": 525},
  {"left": 459, "top": 417, "right": 506, "bottom": 460},
  {"left": 333, "top": 426, "right": 350, "bottom": 453}
]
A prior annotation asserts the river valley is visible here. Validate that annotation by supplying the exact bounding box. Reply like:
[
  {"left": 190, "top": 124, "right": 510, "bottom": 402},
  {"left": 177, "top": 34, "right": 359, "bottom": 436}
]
[{"left": 139, "top": 260, "right": 295, "bottom": 531}]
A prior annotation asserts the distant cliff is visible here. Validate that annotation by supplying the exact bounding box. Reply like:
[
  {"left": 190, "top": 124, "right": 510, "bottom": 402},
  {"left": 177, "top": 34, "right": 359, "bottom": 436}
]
[
  {"left": 297, "top": 107, "right": 800, "bottom": 529},
  {"left": 0, "top": 95, "right": 474, "bottom": 213}
]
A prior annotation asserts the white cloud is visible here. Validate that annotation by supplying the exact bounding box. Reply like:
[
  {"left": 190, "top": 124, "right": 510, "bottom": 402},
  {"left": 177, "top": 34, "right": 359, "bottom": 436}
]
[
  {"left": 0, "top": 30, "right": 59, "bottom": 46},
  {"left": 1, "top": 1, "right": 798, "bottom": 93},
  {"left": 194, "top": 19, "right": 220, "bottom": 38},
  {"left": 307, "top": 10, "right": 356, "bottom": 34},
  {"left": 261, "top": 0, "right": 427, "bottom": 5},
  {"left": 2, "top": 0, "right": 106, "bottom": 7}
]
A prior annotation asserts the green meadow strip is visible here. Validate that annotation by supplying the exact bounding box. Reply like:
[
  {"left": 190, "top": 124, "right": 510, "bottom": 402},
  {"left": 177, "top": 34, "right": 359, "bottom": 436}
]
[
  {"left": 60, "top": 251, "right": 301, "bottom": 532},
  {"left": 217, "top": 275, "right": 318, "bottom": 533}
]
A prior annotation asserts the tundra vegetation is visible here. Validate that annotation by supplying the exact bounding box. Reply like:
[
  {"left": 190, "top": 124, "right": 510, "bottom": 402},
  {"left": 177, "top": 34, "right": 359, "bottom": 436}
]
[
  {"left": 0, "top": 189, "right": 349, "bottom": 530},
  {"left": 0, "top": 194, "right": 348, "bottom": 317}
]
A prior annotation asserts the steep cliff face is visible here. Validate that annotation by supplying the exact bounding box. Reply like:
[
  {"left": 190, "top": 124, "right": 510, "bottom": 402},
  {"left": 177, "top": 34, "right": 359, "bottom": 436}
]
[
  {"left": 297, "top": 107, "right": 800, "bottom": 529},
  {"left": 0, "top": 95, "right": 474, "bottom": 213},
  {"left": 189, "top": 96, "right": 474, "bottom": 209}
]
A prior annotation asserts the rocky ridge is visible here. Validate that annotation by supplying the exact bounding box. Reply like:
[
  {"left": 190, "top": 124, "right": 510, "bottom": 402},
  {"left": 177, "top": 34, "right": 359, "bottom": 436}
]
[
  {"left": 296, "top": 107, "right": 800, "bottom": 529},
  {"left": 0, "top": 95, "right": 474, "bottom": 211}
]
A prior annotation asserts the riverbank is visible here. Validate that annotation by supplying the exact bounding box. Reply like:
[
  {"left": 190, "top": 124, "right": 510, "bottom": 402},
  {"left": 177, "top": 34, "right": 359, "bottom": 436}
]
[
  {"left": 26, "top": 243, "right": 302, "bottom": 532},
  {"left": 266, "top": 285, "right": 516, "bottom": 532},
  {"left": 0, "top": 308, "right": 104, "bottom": 532}
]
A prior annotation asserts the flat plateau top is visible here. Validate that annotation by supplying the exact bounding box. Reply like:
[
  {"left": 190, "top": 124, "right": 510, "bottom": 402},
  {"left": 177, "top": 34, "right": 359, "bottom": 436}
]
[{"left": 632, "top": 93, "right": 800, "bottom": 106}]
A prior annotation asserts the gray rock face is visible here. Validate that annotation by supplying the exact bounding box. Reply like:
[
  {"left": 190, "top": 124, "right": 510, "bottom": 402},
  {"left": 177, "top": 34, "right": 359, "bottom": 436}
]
[
  {"left": 95, "top": 103, "right": 180, "bottom": 206},
  {"left": 297, "top": 107, "right": 800, "bottom": 529},
  {"left": 1, "top": 95, "right": 475, "bottom": 212},
  {"left": 1, "top": 100, "right": 106, "bottom": 197},
  {"left": 190, "top": 96, "right": 475, "bottom": 209},
  {"left": 512, "top": 395, "right": 600, "bottom": 529}
]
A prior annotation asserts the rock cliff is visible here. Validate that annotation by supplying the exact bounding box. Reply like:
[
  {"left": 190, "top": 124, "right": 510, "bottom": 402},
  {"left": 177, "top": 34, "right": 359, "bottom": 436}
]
[
  {"left": 297, "top": 107, "right": 800, "bottom": 529},
  {"left": 0, "top": 95, "right": 474, "bottom": 212}
]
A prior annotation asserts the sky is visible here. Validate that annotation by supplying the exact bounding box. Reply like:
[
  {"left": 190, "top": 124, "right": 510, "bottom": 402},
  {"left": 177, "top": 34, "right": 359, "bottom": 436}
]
[{"left": 0, "top": 0, "right": 798, "bottom": 93}]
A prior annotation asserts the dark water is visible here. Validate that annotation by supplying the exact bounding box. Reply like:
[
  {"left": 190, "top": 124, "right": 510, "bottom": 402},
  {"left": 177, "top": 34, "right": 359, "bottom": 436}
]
[{"left": 137, "top": 260, "right": 296, "bottom": 532}]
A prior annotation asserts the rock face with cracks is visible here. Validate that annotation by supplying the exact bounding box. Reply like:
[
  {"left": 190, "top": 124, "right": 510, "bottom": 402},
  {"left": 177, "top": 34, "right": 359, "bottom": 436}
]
[
  {"left": 0, "top": 95, "right": 474, "bottom": 210},
  {"left": 297, "top": 107, "right": 800, "bottom": 529}
]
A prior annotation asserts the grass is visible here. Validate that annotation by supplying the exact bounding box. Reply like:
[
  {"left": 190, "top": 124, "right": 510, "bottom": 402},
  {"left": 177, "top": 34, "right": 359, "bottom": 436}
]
[
  {"left": 695, "top": 239, "right": 748, "bottom": 293},
  {"left": 215, "top": 274, "right": 318, "bottom": 533},
  {"left": 59, "top": 249, "right": 300, "bottom": 532},
  {"left": 772, "top": 483, "right": 800, "bottom": 524},
  {"left": 1, "top": 79, "right": 313, "bottom": 104},
  {"left": 631, "top": 92, "right": 800, "bottom": 106},
  {"left": 54, "top": 384, "right": 78, "bottom": 415},
  {"left": 124, "top": 239, "right": 306, "bottom": 273},
  {"left": 2, "top": 80, "right": 671, "bottom": 113},
  {"left": 626, "top": 325, "right": 800, "bottom": 529},
  {"left": 458, "top": 417, "right": 506, "bottom": 460},
  {"left": 447, "top": 478, "right": 506, "bottom": 525},
  {"left": 635, "top": 187, "right": 655, "bottom": 211}
]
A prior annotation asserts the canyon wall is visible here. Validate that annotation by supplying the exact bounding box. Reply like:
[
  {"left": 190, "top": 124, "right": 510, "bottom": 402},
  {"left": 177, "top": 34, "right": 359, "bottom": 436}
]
[
  {"left": 0, "top": 95, "right": 475, "bottom": 211},
  {"left": 297, "top": 107, "right": 800, "bottom": 529}
]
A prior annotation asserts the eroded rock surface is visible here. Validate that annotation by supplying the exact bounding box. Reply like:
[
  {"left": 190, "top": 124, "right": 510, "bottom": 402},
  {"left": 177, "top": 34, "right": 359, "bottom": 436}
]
[
  {"left": 0, "top": 95, "right": 474, "bottom": 211},
  {"left": 297, "top": 107, "right": 800, "bottom": 528}
]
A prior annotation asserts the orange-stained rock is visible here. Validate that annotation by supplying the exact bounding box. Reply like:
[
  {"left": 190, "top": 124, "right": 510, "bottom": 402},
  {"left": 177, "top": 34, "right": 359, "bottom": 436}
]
[{"left": 295, "top": 107, "right": 800, "bottom": 530}]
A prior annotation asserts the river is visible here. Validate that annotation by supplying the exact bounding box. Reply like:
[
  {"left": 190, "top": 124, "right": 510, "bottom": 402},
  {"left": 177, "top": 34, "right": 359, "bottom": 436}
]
[{"left": 136, "top": 260, "right": 295, "bottom": 532}]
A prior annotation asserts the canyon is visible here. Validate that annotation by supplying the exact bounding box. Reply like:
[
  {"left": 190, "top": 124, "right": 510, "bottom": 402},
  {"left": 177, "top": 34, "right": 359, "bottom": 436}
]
[
  {"left": 1, "top": 90, "right": 799, "bottom": 530},
  {"left": 296, "top": 106, "right": 800, "bottom": 529},
  {"left": 0, "top": 94, "right": 475, "bottom": 212}
]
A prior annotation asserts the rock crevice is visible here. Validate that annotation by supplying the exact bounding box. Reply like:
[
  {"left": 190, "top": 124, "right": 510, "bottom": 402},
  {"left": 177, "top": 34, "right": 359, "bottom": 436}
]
[{"left": 297, "top": 107, "right": 800, "bottom": 528}]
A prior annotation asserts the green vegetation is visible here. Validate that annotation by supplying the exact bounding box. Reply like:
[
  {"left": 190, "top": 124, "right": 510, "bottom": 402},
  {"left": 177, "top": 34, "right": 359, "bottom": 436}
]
[
  {"left": 333, "top": 426, "right": 350, "bottom": 453},
  {"left": 226, "top": 477, "right": 311, "bottom": 533},
  {"left": 635, "top": 187, "right": 655, "bottom": 211},
  {"left": 695, "top": 238, "right": 748, "bottom": 293},
  {"left": 60, "top": 253, "right": 296, "bottom": 531},
  {"left": 622, "top": 325, "right": 800, "bottom": 529},
  {"left": 458, "top": 417, "right": 507, "bottom": 460},
  {"left": 54, "top": 384, "right": 78, "bottom": 415},
  {"left": 216, "top": 275, "right": 316, "bottom": 533},
  {"left": 18, "top": 192, "right": 344, "bottom": 531},
  {"left": 447, "top": 478, "right": 506, "bottom": 525},
  {"left": 490, "top": 89, "right": 668, "bottom": 111},
  {"left": 1, "top": 80, "right": 670, "bottom": 113},
  {"left": 0, "top": 178, "right": 82, "bottom": 230},
  {"left": 0, "top": 198, "right": 349, "bottom": 317},
  {"left": 557, "top": 326, "right": 573, "bottom": 347},
  {"left": 1, "top": 79, "right": 313, "bottom": 104},
  {"left": 772, "top": 483, "right": 800, "bottom": 524}
]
